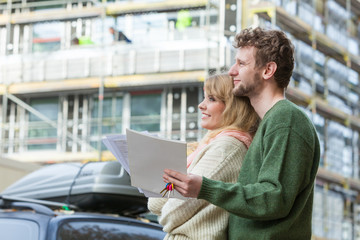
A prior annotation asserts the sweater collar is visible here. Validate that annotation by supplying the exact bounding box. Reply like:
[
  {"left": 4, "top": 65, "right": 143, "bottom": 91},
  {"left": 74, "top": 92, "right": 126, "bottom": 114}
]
[{"left": 262, "top": 99, "right": 288, "bottom": 121}]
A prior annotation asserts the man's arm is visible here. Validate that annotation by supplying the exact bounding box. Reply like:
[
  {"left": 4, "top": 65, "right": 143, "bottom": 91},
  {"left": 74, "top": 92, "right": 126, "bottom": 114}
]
[
  {"left": 197, "top": 129, "right": 316, "bottom": 220},
  {"left": 166, "top": 129, "right": 316, "bottom": 221}
]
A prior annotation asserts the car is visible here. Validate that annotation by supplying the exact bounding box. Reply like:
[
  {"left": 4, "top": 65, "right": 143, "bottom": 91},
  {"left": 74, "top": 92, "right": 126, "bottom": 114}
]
[
  {"left": 0, "top": 161, "right": 166, "bottom": 240},
  {"left": 0, "top": 195, "right": 165, "bottom": 240},
  {"left": 1, "top": 161, "right": 148, "bottom": 216}
]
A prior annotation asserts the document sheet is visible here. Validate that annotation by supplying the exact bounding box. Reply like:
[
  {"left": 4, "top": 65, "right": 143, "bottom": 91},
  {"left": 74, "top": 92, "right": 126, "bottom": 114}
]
[{"left": 103, "top": 129, "right": 187, "bottom": 199}]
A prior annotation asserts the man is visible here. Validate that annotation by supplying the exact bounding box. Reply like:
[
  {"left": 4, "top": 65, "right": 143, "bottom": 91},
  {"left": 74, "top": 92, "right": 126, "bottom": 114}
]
[
  {"left": 163, "top": 27, "right": 320, "bottom": 239},
  {"left": 109, "top": 27, "right": 132, "bottom": 43}
]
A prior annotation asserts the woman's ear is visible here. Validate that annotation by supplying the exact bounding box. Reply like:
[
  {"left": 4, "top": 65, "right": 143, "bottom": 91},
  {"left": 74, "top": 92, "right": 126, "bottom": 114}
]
[{"left": 263, "top": 62, "right": 277, "bottom": 80}]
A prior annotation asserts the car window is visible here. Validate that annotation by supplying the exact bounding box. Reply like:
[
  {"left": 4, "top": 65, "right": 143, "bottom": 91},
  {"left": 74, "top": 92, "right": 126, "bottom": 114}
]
[
  {"left": 0, "top": 219, "right": 39, "bottom": 240},
  {"left": 57, "top": 221, "right": 166, "bottom": 240}
]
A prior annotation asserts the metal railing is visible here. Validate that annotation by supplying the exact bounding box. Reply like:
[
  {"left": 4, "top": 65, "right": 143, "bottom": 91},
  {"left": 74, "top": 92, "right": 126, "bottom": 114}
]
[{"left": 0, "top": 39, "right": 227, "bottom": 85}]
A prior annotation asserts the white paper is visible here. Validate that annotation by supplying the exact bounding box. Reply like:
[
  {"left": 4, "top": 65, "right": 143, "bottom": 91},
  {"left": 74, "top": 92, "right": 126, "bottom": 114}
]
[
  {"left": 126, "top": 128, "right": 187, "bottom": 199},
  {"left": 102, "top": 134, "right": 160, "bottom": 197},
  {"left": 102, "top": 134, "right": 130, "bottom": 174},
  {"left": 103, "top": 131, "right": 187, "bottom": 199}
]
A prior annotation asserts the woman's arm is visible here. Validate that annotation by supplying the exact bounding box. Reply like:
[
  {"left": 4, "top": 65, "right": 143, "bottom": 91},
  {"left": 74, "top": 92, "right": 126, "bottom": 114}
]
[
  {"left": 159, "top": 137, "right": 246, "bottom": 232},
  {"left": 147, "top": 198, "right": 168, "bottom": 216}
]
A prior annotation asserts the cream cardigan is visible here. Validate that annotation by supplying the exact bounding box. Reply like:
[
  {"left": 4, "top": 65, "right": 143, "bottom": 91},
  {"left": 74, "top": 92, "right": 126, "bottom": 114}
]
[{"left": 148, "top": 135, "right": 247, "bottom": 240}]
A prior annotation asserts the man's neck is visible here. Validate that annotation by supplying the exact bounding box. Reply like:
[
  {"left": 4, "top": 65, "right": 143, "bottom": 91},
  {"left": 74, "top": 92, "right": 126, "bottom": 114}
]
[{"left": 250, "top": 90, "right": 285, "bottom": 119}]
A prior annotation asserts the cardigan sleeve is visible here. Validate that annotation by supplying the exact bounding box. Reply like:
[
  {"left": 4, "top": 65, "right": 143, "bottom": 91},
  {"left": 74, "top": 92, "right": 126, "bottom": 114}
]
[
  {"left": 158, "top": 137, "right": 247, "bottom": 232},
  {"left": 147, "top": 198, "right": 168, "bottom": 216},
  {"left": 198, "top": 127, "right": 317, "bottom": 220}
]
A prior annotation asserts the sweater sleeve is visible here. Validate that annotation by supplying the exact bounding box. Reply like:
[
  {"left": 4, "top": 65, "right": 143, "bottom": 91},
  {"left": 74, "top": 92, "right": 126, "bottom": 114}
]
[
  {"left": 147, "top": 198, "right": 168, "bottom": 216},
  {"left": 198, "top": 127, "right": 316, "bottom": 220},
  {"left": 159, "top": 137, "right": 247, "bottom": 232}
]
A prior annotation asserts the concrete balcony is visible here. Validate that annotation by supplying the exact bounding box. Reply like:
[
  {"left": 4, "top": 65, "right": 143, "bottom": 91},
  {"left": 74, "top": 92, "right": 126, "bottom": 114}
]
[{"left": 0, "top": 38, "right": 229, "bottom": 94}]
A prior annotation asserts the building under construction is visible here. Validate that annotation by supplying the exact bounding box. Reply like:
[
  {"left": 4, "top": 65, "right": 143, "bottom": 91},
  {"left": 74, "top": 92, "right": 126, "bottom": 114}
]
[{"left": 2, "top": 0, "right": 360, "bottom": 238}]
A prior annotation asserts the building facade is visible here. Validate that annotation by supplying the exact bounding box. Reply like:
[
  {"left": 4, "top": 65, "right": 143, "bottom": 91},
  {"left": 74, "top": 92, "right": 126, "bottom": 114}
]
[{"left": 2, "top": 0, "right": 360, "bottom": 239}]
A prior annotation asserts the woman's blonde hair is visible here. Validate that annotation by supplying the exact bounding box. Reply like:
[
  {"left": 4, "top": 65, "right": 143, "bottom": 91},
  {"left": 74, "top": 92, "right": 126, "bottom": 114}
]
[{"left": 202, "top": 73, "right": 259, "bottom": 143}]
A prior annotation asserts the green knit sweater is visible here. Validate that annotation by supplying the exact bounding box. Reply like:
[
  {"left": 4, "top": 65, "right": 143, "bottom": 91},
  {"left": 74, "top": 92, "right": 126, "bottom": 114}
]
[{"left": 198, "top": 100, "right": 320, "bottom": 240}]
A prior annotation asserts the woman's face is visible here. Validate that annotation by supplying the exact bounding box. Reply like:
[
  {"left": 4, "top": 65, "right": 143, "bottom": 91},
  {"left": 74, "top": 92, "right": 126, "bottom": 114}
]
[{"left": 198, "top": 90, "right": 226, "bottom": 130}]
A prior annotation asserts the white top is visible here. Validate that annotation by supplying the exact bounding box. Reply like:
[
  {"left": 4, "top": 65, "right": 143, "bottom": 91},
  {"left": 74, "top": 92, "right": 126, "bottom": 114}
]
[{"left": 148, "top": 135, "right": 248, "bottom": 240}]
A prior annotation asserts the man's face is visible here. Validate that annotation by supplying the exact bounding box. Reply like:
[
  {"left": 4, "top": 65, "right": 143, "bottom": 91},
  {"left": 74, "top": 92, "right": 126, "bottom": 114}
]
[{"left": 228, "top": 46, "right": 263, "bottom": 97}]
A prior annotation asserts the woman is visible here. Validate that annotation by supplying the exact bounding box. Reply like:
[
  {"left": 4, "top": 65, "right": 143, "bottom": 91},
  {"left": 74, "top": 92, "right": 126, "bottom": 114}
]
[{"left": 148, "top": 73, "right": 259, "bottom": 240}]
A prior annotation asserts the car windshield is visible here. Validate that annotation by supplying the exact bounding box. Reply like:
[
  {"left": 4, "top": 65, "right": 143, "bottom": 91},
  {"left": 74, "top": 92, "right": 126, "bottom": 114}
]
[
  {"left": 57, "top": 220, "right": 165, "bottom": 240},
  {"left": 0, "top": 218, "right": 39, "bottom": 240}
]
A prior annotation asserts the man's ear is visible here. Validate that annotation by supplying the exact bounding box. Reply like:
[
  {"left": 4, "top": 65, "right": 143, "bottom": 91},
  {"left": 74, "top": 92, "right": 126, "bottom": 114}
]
[{"left": 263, "top": 62, "right": 277, "bottom": 80}]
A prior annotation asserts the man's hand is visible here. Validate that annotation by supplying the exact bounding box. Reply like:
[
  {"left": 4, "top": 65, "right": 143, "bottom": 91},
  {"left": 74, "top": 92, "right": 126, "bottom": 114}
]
[{"left": 163, "top": 169, "right": 202, "bottom": 198}]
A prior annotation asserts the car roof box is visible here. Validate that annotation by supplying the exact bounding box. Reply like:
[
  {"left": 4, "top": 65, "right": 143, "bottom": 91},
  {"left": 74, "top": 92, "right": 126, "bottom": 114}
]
[{"left": 1, "top": 161, "right": 147, "bottom": 215}]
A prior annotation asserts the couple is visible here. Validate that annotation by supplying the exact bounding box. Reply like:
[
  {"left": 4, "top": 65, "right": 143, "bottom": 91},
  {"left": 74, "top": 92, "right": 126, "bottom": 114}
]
[{"left": 148, "top": 27, "right": 320, "bottom": 240}]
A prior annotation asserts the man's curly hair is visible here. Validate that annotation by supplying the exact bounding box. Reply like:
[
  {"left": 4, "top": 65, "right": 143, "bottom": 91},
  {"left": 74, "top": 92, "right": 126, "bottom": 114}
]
[{"left": 233, "top": 27, "right": 295, "bottom": 89}]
